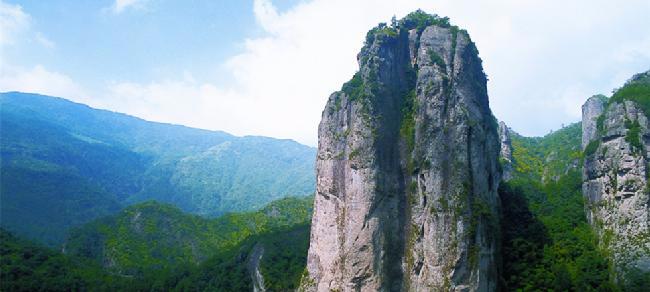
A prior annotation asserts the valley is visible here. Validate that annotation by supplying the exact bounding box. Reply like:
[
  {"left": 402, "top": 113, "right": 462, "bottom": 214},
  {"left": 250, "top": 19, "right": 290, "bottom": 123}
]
[{"left": 1, "top": 9, "right": 648, "bottom": 292}]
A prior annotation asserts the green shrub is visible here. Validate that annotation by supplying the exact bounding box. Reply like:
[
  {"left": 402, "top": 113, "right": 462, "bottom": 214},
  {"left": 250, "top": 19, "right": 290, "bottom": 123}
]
[
  {"left": 625, "top": 118, "right": 643, "bottom": 152},
  {"left": 427, "top": 49, "right": 446, "bottom": 69},
  {"left": 584, "top": 140, "right": 600, "bottom": 157},
  {"left": 400, "top": 90, "right": 417, "bottom": 154},
  {"left": 398, "top": 9, "right": 451, "bottom": 31},
  {"left": 341, "top": 72, "right": 366, "bottom": 101},
  {"left": 610, "top": 83, "right": 650, "bottom": 117}
]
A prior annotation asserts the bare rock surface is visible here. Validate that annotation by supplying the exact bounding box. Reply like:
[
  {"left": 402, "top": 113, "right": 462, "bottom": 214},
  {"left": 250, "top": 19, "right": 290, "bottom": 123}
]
[
  {"left": 498, "top": 122, "right": 514, "bottom": 181},
  {"left": 304, "top": 14, "right": 501, "bottom": 291},
  {"left": 582, "top": 71, "right": 650, "bottom": 282}
]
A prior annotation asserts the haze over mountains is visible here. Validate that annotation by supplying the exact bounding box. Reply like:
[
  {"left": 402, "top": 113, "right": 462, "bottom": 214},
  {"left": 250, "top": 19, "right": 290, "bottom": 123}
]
[{"left": 0, "top": 92, "right": 315, "bottom": 245}]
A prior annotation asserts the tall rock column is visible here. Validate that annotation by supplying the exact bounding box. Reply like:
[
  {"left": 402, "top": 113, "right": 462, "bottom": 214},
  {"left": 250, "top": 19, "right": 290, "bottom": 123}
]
[
  {"left": 582, "top": 71, "right": 650, "bottom": 283},
  {"left": 304, "top": 12, "right": 501, "bottom": 291},
  {"left": 581, "top": 95, "right": 605, "bottom": 149}
]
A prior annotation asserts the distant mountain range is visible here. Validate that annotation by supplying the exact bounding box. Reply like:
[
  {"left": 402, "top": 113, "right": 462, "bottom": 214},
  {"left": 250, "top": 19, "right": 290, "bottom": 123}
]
[{"left": 0, "top": 92, "right": 315, "bottom": 246}]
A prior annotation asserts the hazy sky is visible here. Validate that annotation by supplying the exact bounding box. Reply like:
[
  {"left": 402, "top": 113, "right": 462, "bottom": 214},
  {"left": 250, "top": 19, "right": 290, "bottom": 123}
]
[{"left": 1, "top": 0, "right": 649, "bottom": 146}]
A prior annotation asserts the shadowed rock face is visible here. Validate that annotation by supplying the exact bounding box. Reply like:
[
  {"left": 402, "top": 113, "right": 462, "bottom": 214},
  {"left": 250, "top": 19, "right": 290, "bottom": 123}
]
[
  {"left": 304, "top": 14, "right": 501, "bottom": 291},
  {"left": 582, "top": 71, "right": 650, "bottom": 282}
]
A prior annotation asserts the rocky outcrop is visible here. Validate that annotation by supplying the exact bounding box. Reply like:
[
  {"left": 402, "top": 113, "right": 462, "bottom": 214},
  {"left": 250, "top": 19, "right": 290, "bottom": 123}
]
[
  {"left": 582, "top": 95, "right": 606, "bottom": 149},
  {"left": 304, "top": 12, "right": 501, "bottom": 291},
  {"left": 582, "top": 71, "right": 650, "bottom": 282},
  {"left": 248, "top": 243, "right": 267, "bottom": 292},
  {"left": 498, "top": 122, "right": 514, "bottom": 181}
]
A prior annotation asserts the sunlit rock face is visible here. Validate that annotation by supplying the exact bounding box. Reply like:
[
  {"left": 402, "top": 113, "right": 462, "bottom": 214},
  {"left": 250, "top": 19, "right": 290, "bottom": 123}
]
[
  {"left": 303, "top": 12, "right": 501, "bottom": 291},
  {"left": 498, "top": 121, "right": 514, "bottom": 182},
  {"left": 582, "top": 95, "right": 605, "bottom": 150}
]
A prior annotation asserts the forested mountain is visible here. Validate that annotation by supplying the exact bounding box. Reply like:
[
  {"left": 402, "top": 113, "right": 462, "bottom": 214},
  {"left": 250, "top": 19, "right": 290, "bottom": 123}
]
[
  {"left": 0, "top": 92, "right": 315, "bottom": 245},
  {"left": 1, "top": 196, "right": 313, "bottom": 291},
  {"left": 1, "top": 11, "right": 648, "bottom": 292},
  {"left": 509, "top": 123, "right": 583, "bottom": 182},
  {"left": 500, "top": 124, "right": 618, "bottom": 290},
  {"left": 64, "top": 196, "right": 312, "bottom": 277}
]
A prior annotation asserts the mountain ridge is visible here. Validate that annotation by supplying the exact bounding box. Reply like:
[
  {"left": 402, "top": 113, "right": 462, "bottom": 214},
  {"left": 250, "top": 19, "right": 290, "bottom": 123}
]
[{"left": 1, "top": 91, "right": 316, "bottom": 246}]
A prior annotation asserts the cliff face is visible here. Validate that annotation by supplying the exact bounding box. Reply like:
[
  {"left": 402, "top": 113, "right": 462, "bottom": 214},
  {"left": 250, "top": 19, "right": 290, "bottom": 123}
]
[
  {"left": 582, "top": 71, "right": 650, "bottom": 281},
  {"left": 305, "top": 12, "right": 501, "bottom": 291},
  {"left": 582, "top": 95, "right": 606, "bottom": 149},
  {"left": 498, "top": 122, "right": 514, "bottom": 181}
]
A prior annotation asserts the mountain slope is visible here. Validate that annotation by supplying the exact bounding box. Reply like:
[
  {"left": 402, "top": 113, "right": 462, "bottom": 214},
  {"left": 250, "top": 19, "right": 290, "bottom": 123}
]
[
  {"left": 509, "top": 122, "right": 582, "bottom": 182},
  {"left": 0, "top": 229, "right": 135, "bottom": 292},
  {"left": 0, "top": 92, "right": 315, "bottom": 245},
  {"left": 500, "top": 122, "right": 619, "bottom": 290},
  {"left": 64, "top": 196, "right": 313, "bottom": 277},
  {"left": 2, "top": 196, "right": 314, "bottom": 291},
  {"left": 159, "top": 224, "right": 311, "bottom": 291}
]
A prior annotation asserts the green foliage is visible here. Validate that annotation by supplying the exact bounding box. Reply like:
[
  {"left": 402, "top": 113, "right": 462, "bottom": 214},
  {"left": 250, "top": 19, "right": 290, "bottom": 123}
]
[
  {"left": 500, "top": 172, "right": 617, "bottom": 291},
  {"left": 258, "top": 225, "right": 310, "bottom": 290},
  {"left": 341, "top": 72, "right": 367, "bottom": 101},
  {"left": 595, "top": 71, "right": 650, "bottom": 137},
  {"left": 364, "top": 10, "right": 454, "bottom": 46},
  {"left": 159, "top": 224, "right": 310, "bottom": 291},
  {"left": 584, "top": 139, "right": 601, "bottom": 157},
  {"left": 400, "top": 90, "right": 417, "bottom": 154},
  {"left": 348, "top": 148, "right": 361, "bottom": 160},
  {"left": 2, "top": 196, "right": 314, "bottom": 291},
  {"left": 398, "top": 9, "right": 451, "bottom": 31},
  {"left": 65, "top": 196, "right": 313, "bottom": 277},
  {"left": 510, "top": 123, "right": 582, "bottom": 181},
  {"left": 427, "top": 49, "right": 446, "bottom": 69},
  {"left": 597, "top": 112, "right": 607, "bottom": 133},
  {"left": 0, "top": 229, "right": 134, "bottom": 292},
  {"left": 624, "top": 267, "right": 650, "bottom": 291},
  {"left": 503, "top": 123, "right": 624, "bottom": 290},
  {"left": 625, "top": 118, "right": 643, "bottom": 151},
  {"left": 609, "top": 79, "right": 650, "bottom": 118},
  {"left": 0, "top": 164, "right": 121, "bottom": 246}
]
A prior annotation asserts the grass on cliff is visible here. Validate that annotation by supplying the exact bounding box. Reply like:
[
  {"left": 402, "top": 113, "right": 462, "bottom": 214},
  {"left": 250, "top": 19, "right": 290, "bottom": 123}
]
[
  {"left": 593, "top": 71, "right": 650, "bottom": 139},
  {"left": 609, "top": 79, "right": 650, "bottom": 118}
]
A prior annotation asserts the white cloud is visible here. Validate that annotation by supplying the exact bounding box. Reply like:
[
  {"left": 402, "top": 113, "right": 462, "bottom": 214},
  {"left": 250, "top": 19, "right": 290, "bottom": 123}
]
[
  {"left": 10, "top": 0, "right": 648, "bottom": 145},
  {"left": 0, "top": 1, "right": 55, "bottom": 55},
  {"left": 110, "top": 0, "right": 148, "bottom": 14},
  {"left": 102, "top": 77, "right": 257, "bottom": 135},
  {"left": 99, "top": 0, "right": 650, "bottom": 145},
  {"left": 103, "top": 0, "right": 442, "bottom": 145},
  {"left": 0, "top": 65, "right": 86, "bottom": 100},
  {"left": 35, "top": 32, "right": 55, "bottom": 49},
  {"left": 0, "top": 0, "right": 29, "bottom": 47}
]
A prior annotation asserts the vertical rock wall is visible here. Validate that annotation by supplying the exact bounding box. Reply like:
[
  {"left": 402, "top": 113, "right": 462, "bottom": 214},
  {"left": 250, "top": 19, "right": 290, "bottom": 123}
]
[
  {"left": 582, "top": 72, "right": 650, "bottom": 282},
  {"left": 304, "top": 16, "right": 501, "bottom": 291}
]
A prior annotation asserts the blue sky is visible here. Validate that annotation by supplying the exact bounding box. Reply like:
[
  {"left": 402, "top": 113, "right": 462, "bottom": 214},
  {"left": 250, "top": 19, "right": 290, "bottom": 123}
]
[{"left": 1, "top": 0, "right": 649, "bottom": 146}]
